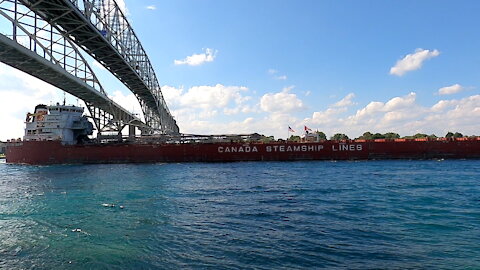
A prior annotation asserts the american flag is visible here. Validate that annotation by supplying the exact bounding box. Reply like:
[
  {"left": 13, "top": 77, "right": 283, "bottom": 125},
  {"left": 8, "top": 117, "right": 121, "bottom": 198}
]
[
  {"left": 288, "top": 126, "right": 295, "bottom": 132},
  {"left": 304, "top": 125, "right": 312, "bottom": 132}
]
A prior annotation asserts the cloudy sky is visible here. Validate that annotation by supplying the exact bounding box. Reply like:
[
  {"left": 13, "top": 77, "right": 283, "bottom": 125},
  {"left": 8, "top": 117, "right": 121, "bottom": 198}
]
[{"left": 0, "top": 0, "right": 479, "bottom": 140}]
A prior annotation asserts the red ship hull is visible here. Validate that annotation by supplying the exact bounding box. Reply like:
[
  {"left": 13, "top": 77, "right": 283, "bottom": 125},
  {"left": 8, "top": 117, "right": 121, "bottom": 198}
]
[{"left": 6, "top": 138, "right": 480, "bottom": 165}]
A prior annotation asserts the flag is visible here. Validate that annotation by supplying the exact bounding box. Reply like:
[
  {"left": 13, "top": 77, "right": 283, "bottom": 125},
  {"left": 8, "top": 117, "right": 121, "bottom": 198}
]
[
  {"left": 304, "top": 125, "right": 312, "bottom": 132},
  {"left": 288, "top": 126, "right": 295, "bottom": 132}
]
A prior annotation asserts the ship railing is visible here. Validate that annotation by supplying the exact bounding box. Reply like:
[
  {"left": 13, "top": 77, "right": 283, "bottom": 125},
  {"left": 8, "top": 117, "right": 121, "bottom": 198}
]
[
  {"left": 351, "top": 137, "right": 480, "bottom": 143},
  {"left": 90, "top": 133, "right": 266, "bottom": 145},
  {"left": 87, "top": 134, "right": 480, "bottom": 145}
]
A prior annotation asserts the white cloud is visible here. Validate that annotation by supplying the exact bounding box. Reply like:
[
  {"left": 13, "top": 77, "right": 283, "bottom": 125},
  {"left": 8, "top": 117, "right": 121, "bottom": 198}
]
[
  {"left": 384, "top": 92, "right": 416, "bottom": 111},
  {"left": 390, "top": 48, "right": 440, "bottom": 76},
  {"left": 199, "top": 110, "right": 218, "bottom": 119},
  {"left": 84, "top": 88, "right": 480, "bottom": 138},
  {"left": 146, "top": 5, "right": 156, "bottom": 10},
  {"left": 159, "top": 84, "right": 305, "bottom": 138},
  {"left": 161, "top": 85, "right": 184, "bottom": 106},
  {"left": 172, "top": 116, "right": 263, "bottom": 136},
  {"left": 162, "top": 83, "right": 255, "bottom": 126},
  {"left": 431, "top": 99, "right": 456, "bottom": 112},
  {"left": 347, "top": 92, "right": 419, "bottom": 125},
  {"left": 260, "top": 86, "right": 305, "bottom": 113},
  {"left": 165, "top": 84, "right": 249, "bottom": 110},
  {"left": 0, "top": 64, "right": 61, "bottom": 140},
  {"left": 109, "top": 90, "right": 142, "bottom": 117},
  {"left": 304, "top": 93, "right": 356, "bottom": 127},
  {"left": 422, "top": 95, "right": 480, "bottom": 134},
  {"left": 268, "top": 69, "right": 277, "bottom": 75},
  {"left": 181, "top": 84, "right": 248, "bottom": 109},
  {"left": 223, "top": 105, "right": 256, "bottom": 115},
  {"left": 107, "top": 84, "right": 252, "bottom": 122},
  {"left": 333, "top": 93, "right": 356, "bottom": 107},
  {"left": 438, "top": 84, "right": 463, "bottom": 95},
  {"left": 303, "top": 92, "right": 479, "bottom": 138},
  {"left": 174, "top": 48, "right": 217, "bottom": 66},
  {"left": 267, "top": 68, "right": 287, "bottom": 80},
  {"left": 310, "top": 107, "right": 347, "bottom": 125}
]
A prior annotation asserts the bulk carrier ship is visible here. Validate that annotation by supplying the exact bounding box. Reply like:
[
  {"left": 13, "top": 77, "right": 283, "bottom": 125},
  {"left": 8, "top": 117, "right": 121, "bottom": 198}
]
[{"left": 6, "top": 104, "right": 480, "bottom": 165}]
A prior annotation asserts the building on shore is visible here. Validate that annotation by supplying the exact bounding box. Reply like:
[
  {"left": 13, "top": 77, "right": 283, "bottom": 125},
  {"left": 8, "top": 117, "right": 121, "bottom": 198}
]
[
  {"left": 0, "top": 142, "right": 5, "bottom": 155},
  {"left": 301, "top": 132, "right": 321, "bottom": 143}
]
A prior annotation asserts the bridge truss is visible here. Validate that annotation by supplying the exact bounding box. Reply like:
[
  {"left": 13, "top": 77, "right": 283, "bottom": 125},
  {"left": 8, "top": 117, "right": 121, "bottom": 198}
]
[{"left": 0, "top": 0, "right": 179, "bottom": 134}]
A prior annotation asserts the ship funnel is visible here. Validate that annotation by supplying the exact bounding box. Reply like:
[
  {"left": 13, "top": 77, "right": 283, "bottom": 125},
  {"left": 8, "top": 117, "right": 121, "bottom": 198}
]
[{"left": 32, "top": 104, "right": 48, "bottom": 122}]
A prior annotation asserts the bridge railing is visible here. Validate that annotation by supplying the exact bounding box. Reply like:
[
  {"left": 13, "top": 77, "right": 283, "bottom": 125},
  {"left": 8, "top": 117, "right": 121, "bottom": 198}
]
[
  {"left": 0, "top": 0, "right": 104, "bottom": 94},
  {"left": 0, "top": 0, "right": 147, "bottom": 133},
  {"left": 68, "top": 0, "right": 169, "bottom": 114}
]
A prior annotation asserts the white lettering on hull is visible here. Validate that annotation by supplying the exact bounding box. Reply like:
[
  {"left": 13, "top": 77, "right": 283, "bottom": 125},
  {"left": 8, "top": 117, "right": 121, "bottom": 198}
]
[
  {"left": 218, "top": 144, "right": 363, "bottom": 154},
  {"left": 332, "top": 144, "right": 363, "bottom": 151},
  {"left": 218, "top": 146, "right": 258, "bottom": 153},
  {"left": 265, "top": 144, "right": 324, "bottom": 153}
]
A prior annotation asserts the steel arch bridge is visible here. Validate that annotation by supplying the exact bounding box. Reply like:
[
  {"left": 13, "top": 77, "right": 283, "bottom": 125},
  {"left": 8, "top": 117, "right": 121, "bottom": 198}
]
[{"left": 0, "top": 0, "right": 179, "bottom": 134}]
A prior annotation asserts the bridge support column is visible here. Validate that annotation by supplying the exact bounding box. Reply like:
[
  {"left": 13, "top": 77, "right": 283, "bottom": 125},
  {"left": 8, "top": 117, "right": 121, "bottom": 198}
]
[{"left": 129, "top": 125, "right": 135, "bottom": 139}]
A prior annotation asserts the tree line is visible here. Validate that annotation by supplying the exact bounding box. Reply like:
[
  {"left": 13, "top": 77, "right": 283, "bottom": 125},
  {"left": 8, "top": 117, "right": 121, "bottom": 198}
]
[{"left": 284, "top": 131, "right": 473, "bottom": 142}]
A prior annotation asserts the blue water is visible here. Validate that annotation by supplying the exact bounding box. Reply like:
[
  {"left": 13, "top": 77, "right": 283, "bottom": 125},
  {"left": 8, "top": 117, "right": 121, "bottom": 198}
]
[{"left": 0, "top": 160, "right": 480, "bottom": 269}]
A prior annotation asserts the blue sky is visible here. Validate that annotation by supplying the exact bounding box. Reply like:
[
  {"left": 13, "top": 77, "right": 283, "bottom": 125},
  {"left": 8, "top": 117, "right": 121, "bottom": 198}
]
[
  {"left": 128, "top": 0, "right": 479, "bottom": 96},
  {"left": 0, "top": 0, "right": 479, "bottom": 139}
]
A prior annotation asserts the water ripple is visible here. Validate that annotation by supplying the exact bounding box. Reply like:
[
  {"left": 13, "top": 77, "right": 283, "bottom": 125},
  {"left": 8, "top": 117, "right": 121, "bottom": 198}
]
[{"left": 0, "top": 160, "right": 479, "bottom": 269}]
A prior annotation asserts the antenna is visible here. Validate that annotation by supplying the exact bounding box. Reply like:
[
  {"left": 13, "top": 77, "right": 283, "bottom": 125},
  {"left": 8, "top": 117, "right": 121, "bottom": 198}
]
[{"left": 63, "top": 91, "right": 66, "bottom": 106}]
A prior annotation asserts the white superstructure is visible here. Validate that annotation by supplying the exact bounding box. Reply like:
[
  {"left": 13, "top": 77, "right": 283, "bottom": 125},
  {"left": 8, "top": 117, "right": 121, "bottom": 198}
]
[{"left": 24, "top": 104, "right": 93, "bottom": 145}]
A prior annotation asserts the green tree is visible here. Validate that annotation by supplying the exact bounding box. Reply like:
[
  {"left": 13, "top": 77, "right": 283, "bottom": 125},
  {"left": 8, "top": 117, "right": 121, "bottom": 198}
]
[
  {"left": 372, "top": 133, "right": 385, "bottom": 139},
  {"left": 260, "top": 135, "right": 275, "bottom": 143},
  {"left": 315, "top": 131, "right": 327, "bottom": 140},
  {"left": 331, "top": 133, "right": 349, "bottom": 140},
  {"left": 288, "top": 135, "right": 301, "bottom": 142},
  {"left": 358, "top": 132, "right": 373, "bottom": 140},
  {"left": 445, "top": 132, "right": 454, "bottom": 138},
  {"left": 413, "top": 133, "right": 428, "bottom": 138},
  {"left": 383, "top": 132, "right": 400, "bottom": 139},
  {"left": 453, "top": 132, "right": 463, "bottom": 138}
]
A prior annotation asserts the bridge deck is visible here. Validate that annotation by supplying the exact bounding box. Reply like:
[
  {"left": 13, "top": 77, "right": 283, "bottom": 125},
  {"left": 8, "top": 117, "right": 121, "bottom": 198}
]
[
  {"left": 0, "top": 34, "right": 142, "bottom": 126},
  {"left": 19, "top": 0, "right": 177, "bottom": 132}
]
